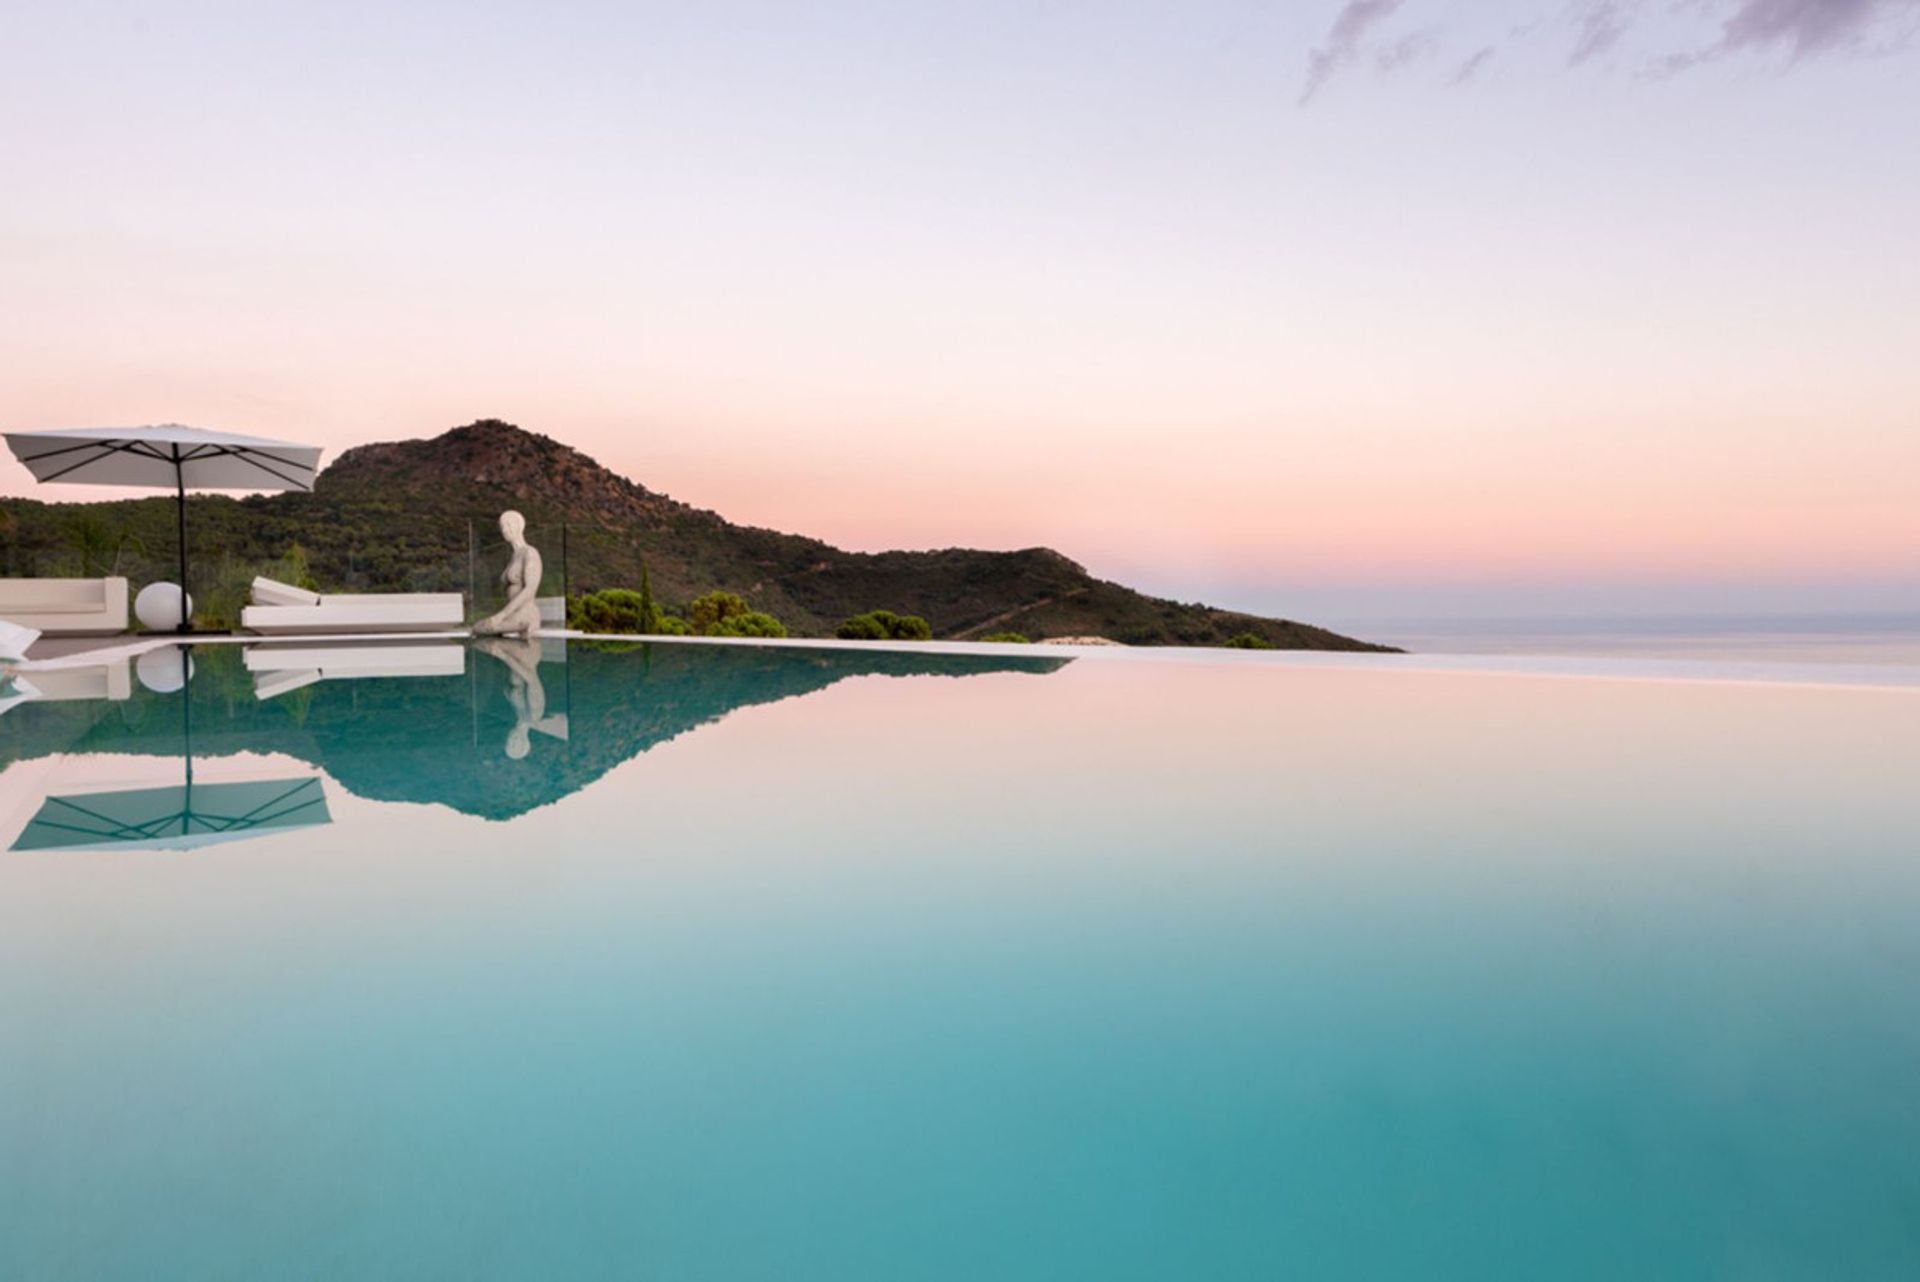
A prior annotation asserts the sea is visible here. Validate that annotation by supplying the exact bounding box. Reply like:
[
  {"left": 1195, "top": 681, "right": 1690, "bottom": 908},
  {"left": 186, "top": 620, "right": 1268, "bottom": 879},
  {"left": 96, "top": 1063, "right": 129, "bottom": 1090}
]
[{"left": 1352, "top": 612, "right": 1920, "bottom": 667}]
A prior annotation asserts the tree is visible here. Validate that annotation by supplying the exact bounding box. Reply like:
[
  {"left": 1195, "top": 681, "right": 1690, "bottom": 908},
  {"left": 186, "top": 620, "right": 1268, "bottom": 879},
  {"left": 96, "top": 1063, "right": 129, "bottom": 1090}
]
[
  {"left": 570, "top": 584, "right": 701, "bottom": 635},
  {"left": 277, "top": 542, "right": 320, "bottom": 592},
  {"left": 979, "top": 631, "right": 1031, "bottom": 644},
  {"left": 687, "top": 590, "right": 750, "bottom": 634},
  {"left": 636, "top": 559, "right": 661, "bottom": 633},
  {"left": 710, "top": 611, "right": 787, "bottom": 638},
  {"left": 1224, "top": 632, "right": 1275, "bottom": 650},
  {"left": 61, "top": 512, "right": 145, "bottom": 577},
  {"left": 836, "top": 610, "right": 932, "bottom": 641},
  {"left": 570, "top": 588, "right": 648, "bottom": 633}
]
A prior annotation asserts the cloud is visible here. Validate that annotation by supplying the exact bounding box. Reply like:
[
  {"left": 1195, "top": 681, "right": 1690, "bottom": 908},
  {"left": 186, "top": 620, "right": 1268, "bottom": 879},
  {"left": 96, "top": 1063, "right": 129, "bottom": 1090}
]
[
  {"left": 1300, "top": 0, "right": 1406, "bottom": 104},
  {"left": 1375, "top": 27, "right": 1443, "bottom": 70},
  {"left": 1568, "top": 1, "right": 1638, "bottom": 65},
  {"left": 1708, "top": 0, "right": 1916, "bottom": 57},
  {"left": 1452, "top": 45, "right": 1497, "bottom": 83},
  {"left": 1297, "top": 0, "right": 1919, "bottom": 102}
]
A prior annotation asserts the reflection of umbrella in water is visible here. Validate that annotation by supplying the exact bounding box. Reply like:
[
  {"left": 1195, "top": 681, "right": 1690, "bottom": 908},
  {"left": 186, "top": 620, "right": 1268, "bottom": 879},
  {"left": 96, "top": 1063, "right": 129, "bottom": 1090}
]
[
  {"left": 11, "top": 640, "right": 330, "bottom": 852},
  {"left": 12, "top": 776, "right": 330, "bottom": 852}
]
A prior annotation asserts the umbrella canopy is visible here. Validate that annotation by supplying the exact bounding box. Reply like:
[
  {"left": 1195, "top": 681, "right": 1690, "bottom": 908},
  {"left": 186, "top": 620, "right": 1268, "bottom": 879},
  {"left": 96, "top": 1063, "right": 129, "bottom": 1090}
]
[
  {"left": 3, "top": 424, "right": 323, "bottom": 632},
  {"left": 5, "top": 423, "right": 321, "bottom": 490},
  {"left": 11, "top": 775, "right": 331, "bottom": 852}
]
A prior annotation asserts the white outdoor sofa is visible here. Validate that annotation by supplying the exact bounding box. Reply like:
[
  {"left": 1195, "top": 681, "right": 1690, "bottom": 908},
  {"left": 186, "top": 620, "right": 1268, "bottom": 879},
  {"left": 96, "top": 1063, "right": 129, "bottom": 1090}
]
[
  {"left": 241, "top": 578, "right": 465, "bottom": 636},
  {"left": 0, "top": 576, "right": 129, "bottom": 636}
]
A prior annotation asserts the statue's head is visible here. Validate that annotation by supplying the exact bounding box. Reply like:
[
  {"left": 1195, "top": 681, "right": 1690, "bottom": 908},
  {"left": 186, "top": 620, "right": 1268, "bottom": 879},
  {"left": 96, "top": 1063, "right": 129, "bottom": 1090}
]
[{"left": 499, "top": 510, "right": 526, "bottom": 543}]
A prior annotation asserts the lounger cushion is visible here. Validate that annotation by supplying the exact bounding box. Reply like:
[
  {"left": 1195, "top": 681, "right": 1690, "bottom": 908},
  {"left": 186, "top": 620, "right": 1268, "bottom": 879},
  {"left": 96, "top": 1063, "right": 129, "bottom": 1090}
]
[
  {"left": 242, "top": 593, "right": 465, "bottom": 635},
  {"left": 252, "top": 577, "right": 323, "bottom": 608}
]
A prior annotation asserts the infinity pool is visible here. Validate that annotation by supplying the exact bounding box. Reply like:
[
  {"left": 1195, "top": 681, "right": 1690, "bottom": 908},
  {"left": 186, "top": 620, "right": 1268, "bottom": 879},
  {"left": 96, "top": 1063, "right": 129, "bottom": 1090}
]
[{"left": 3, "top": 640, "right": 1918, "bottom": 1280}]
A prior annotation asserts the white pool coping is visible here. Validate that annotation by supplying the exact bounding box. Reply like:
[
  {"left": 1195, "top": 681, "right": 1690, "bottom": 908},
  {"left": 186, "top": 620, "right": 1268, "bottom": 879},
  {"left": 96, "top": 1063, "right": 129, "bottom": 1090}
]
[{"left": 12, "top": 628, "right": 1920, "bottom": 693}]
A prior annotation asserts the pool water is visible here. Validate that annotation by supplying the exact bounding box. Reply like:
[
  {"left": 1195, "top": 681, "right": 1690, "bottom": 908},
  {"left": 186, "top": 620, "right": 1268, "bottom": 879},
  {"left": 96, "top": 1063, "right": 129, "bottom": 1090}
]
[{"left": 3, "top": 640, "right": 1918, "bottom": 1280}]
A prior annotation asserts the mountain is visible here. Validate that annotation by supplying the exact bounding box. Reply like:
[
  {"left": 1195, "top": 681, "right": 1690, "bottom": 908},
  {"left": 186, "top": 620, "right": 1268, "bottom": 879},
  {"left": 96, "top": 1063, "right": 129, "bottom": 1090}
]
[{"left": 0, "top": 419, "right": 1395, "bottom": 650}]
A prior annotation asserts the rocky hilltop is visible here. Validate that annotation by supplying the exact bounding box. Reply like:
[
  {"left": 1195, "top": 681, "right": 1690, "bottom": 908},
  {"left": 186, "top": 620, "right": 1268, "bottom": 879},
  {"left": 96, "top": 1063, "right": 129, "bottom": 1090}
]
[{"left": 2, "top": 419, "right": 1396, "bottom": 650}]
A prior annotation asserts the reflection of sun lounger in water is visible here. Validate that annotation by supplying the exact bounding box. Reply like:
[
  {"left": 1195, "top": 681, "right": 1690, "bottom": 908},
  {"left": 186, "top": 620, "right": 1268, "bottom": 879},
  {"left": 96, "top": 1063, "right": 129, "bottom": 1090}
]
[
  {"left": 1, "top": 618, "right": 42, "bottom": 662},
  {"left": 242, "top": 578, "right": 465, "bottom": 635},
  {"left": 245, "top": 642, "right": 466, "bottom": 700}
]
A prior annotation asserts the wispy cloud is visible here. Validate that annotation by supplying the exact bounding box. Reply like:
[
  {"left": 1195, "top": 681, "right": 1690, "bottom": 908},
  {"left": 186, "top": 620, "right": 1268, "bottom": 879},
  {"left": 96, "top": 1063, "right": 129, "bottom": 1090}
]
[
  {"left": 1452, "top": 46, "right": 1497, "bottom": 84},
  {"left": 1568, "top": 0, "right": 1638, "bottom": 65},
  {"left": 1300, "top": 0, "right": 1407, "bottom": 104},
  {"left": 1297, "top": 0, "right": 1919, "bottom": 102},
  {"left": 1684, "top": 0, "right": 1918, "bottom": 64}
]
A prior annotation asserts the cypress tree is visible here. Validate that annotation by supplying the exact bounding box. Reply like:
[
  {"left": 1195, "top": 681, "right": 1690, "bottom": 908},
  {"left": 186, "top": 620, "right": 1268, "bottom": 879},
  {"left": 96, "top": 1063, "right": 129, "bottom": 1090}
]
[{"left": 638, "top": 559, "right": 660, "bottom": 633}]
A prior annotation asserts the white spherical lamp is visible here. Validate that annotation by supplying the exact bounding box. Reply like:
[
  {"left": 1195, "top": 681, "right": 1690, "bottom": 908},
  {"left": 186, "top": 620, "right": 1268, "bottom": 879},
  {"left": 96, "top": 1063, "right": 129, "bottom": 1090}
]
[{"left": 135, "top": 582, "right": 194, "bottom": 632}]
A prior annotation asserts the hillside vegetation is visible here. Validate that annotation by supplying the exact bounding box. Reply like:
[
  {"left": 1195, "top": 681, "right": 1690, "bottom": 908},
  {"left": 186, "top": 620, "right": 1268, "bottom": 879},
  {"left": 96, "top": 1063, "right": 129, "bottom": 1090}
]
[{"left": 0, "top": 419, "right": 1395, "bottom": 650}]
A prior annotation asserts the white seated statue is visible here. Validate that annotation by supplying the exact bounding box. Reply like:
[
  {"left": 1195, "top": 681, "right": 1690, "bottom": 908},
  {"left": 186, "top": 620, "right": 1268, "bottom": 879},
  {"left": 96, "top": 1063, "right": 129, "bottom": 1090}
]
[{"left": 473, "top": 510, "right": 544, "bottom": 638}]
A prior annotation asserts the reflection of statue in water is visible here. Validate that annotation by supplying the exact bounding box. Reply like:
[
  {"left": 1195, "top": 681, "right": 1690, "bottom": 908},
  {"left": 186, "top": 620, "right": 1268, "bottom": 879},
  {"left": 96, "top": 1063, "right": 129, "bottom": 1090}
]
[
  {"left": 472, "top": 510, "right": 543, "bottom": 638},
  {"left": 473, "top": 636, "right": 569, "bottom": 760}
]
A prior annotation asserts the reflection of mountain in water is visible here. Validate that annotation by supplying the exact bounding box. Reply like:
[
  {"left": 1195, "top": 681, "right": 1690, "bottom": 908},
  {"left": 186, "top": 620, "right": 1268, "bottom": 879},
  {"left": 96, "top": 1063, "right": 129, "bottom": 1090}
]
[{"left": 2, "top": 642, "right": 1070, "bottom": 819}]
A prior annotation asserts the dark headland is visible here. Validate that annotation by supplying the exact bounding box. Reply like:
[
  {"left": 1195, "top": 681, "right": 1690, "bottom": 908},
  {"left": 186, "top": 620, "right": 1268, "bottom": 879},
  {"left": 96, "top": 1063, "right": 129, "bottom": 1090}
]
[{"left": 1, "top": 419, "right": 1397, "bottom": 651}]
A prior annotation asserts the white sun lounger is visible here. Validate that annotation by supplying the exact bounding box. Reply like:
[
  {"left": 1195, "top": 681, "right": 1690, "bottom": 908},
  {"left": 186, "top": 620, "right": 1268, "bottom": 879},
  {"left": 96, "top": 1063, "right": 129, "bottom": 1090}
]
[{"left": 241, "top": 578, "right": 465, "bottom": 636}]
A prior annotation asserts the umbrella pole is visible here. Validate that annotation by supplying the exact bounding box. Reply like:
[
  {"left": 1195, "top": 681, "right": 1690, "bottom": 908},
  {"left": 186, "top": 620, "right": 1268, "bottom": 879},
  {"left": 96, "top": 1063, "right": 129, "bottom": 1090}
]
[
  {"left": 174, "top": 453, "right": 191, "bottom": 633},
  {"left": 180, "top": 647, "right": 193, "bottom": 837}
]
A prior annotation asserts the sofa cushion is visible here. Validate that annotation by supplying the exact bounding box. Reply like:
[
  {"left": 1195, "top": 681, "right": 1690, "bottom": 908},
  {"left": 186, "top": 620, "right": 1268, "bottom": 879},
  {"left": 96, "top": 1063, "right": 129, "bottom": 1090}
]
[
  {"left": 252, "top": 577, "right": 322, "bottom": 607},
  {"left": 0, "top": 578, "right": 108, "bottom": 612},
  {"left": 0, "top": 599, "right": 107, "bottom": 615}
]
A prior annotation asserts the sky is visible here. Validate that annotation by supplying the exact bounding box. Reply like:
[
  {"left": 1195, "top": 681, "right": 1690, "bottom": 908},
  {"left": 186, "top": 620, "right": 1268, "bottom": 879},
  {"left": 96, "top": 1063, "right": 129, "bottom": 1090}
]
[{"left": 2, "top": 0, "right": 1916, "bottom": 624}]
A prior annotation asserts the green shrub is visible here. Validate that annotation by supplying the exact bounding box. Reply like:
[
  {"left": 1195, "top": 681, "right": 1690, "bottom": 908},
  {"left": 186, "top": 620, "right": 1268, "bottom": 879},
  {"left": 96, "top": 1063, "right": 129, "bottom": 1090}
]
[
  {"left": 687, "top": 590, "right": 750, "bottom": 633},
  {"left": 62, "top": 512, "right": 146, "bottom": 578},
  {"left": 710, "top": 611, "right": 787, "bottom": 639},
  {"left": 276, "top": 542, "right": 321, "bottom": 592},
  {"left": 569, "top": 587, "right": 697, "bottom": 636},
  {"left": 188, "top": 544, "right": 322, "bottom": 631},
  {"left": 570, "top": 588, "right": 649, "bottom": 633},
  {"left": 194, "top": 559, "right": 257, "bottom": 631},
  {"left": 1224, "top": 632, "right": 1275, "bottom": 650},
  {"left": 979, "top": 631, "right": 1031, "bottom": 644},
  {"left": 684, "top": 590, "right": 786, "bottom": 638},
  {"left": 835, "top": 612, "right": 888, "bottom": 640},
  {"left": 837, "top": 610, "right": 932, "bottom": 641}
]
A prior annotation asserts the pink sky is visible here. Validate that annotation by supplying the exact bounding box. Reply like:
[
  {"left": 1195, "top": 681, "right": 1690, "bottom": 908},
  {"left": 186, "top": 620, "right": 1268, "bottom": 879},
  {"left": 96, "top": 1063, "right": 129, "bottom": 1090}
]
[{"left": 3, "top": 1, "right": 1916, "bottom": 620}]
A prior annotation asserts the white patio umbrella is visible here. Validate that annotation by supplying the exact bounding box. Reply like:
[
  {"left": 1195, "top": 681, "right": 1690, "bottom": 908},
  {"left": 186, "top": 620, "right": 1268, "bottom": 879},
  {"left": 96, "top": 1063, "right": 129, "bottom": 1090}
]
[{"left": 3, "top": 424, "right": 323, "bottom": 632}]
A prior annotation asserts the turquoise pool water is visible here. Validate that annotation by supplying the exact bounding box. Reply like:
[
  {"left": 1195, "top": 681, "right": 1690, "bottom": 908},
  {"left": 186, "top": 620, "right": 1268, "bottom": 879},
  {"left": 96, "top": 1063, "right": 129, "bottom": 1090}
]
[{"left": 3, "top": 640, "right": 1918, "bottom": 1279}]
